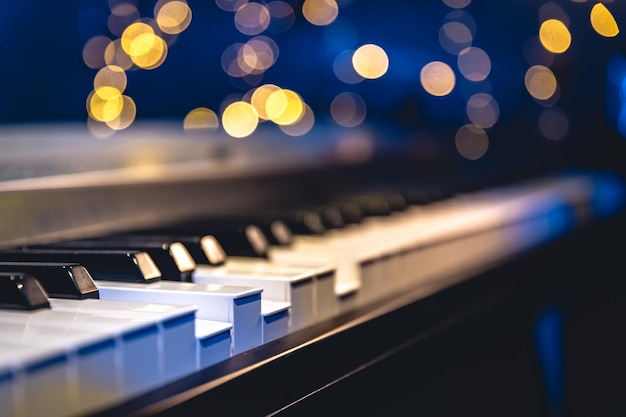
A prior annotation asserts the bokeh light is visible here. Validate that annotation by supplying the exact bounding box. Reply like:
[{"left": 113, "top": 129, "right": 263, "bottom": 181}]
[
  {"left": 155, "top": 0, "right": 192, "bottom": 35},
  {"left": 455, "top": 124, "right": 489, "bottom": 160},
  {"left": 538, "top": 107, "right": 569, "bottom": 141},
  {"left": 94, "top": 65, "right": 127, "bottom": 93},
  {"left": 279, "top": 104, "right": 315, "bottom": 136},
  {"left": 590, "top": 3, "right": 619, "bottom": 38},
  {"left": 439, "top": 21, "right": 473, "bottom": 55},
  {"left": 525, "top": 65, "right": 558, "bottom": 100},
  {"left": 330, "top": 92, "right": 367, "bottom": 127},
  {"left": 234, "top": 2, "right": 271, "bottom": 36},
  {"left": 184, "top": 107, "right": 220, "bottom": 131},
  {"left": 222, "top": 101, "right": 259, "bottom": 138},
  {"left": 420, "top": 61, "right": 456, "bottom": 96},
  {"left": 352, "top": 44, "right": 389, "bottom": 79},
  {"left": 302, "top": 0, "right": 339, "bottom": 26},
  {"left": 457, "top": 46, "right": 491, "bottom": 82},
  {"left": 539, "top": 19, "right": 571, "bottom": 53},
  {"left": 266, "top": 89, "right": 305, "bottom": 125},
  {"left": 466, "top": 93, "right": 499, "bottom": 128}
]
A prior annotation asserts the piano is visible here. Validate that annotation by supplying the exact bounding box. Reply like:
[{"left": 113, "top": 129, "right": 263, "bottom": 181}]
[{"left": 2, "top": 1, "right": 626, "bottom": 416}]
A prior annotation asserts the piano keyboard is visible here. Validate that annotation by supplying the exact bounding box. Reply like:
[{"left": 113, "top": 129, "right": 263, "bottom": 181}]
[{"left": 0, "top": 170, "right": 624, "bottom": 417}]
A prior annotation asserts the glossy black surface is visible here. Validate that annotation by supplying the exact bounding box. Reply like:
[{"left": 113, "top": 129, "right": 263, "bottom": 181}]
[
  {"left": 0, "top": 249, "right": 161, "bottom": 283},
  {"left": 0, "top": 262, "right": 99, "bottom": 299},
  {"left": 0, "top": 272, "right": 50, "bottom": 311}
]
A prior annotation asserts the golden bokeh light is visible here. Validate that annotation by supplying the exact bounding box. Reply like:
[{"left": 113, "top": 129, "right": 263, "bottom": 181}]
[
  {"left": 330, "top": 92, "right": 367, "bottom": 127},
  {"left": 234, "top": 2, "right": 271, "bottom": 36},
  {"left": 106, "top": 95, "right": 137, "bottom": 130},
  {"left": 352, "top": 44, "right": 389, "bottom": 80},
  {"left": 266, "top": 89, "right": 305, "bottom": 125},
  {"left": 302, "top": 0, "right": 339, "bottom": 26},
  {"left": 251, "top": 84, "right": 281, "bottom": 120},
  {"left": 590, "top": 3, "right": 619, "bottom": 38},
  {"left": 87, "top": 86, "right": 124, "bottom": 123},
  {"left": 455, "top": 124, "right": 489, "bottom": 160},
  {"left": 279, "top": 104, "right": 315, "bottom": 136},
  {"left": 420, "top": 61, "right": 456, "bottom": 96},
  {"left": 539, "top": 19, "right": 571, "bottom": 53},
  {"left": 457, "top": 46, "right": 491, "bottom": 82},
  {"left": 155, "top": 0, "right": 192, "bottom": 35},
  {"left": 129, "top": 33, "right": 168, "bottom": 69},
  {"left": 94, "top": 65, "right": 127, "bottom": 93},
  {"left": 524, "top": 65, "right": 558, "bottom": 100},
  {"left": 222, "top": 101, "right": 259, "bottom": 138},
  {"left": 121, "top": 22, "right": 155, "bottom": 56},
  {"left": 184, "top": 107, "right": 220, "bottom": 131}
]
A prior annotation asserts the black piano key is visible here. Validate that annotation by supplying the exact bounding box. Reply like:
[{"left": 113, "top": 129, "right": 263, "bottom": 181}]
[
  {"left": 338, "top": 193, "right": 397, "bottom": 217},
  {"left": 0, "top": 249, "right": 161, "bottom": 283},
  {"left": 0, "top": 262, "right": 99, "bottom": 299},
  {"left": 31, "top": 239, "right": 196, "bottom": 282},
  {"left": 301, "top": 205, "right": 346, "bottom": 230},
  {"left": 170, "top": 217, "right": 294, "bottom": 247},
  {"left": 254, "top": 208, "right": 327, "bottom": 235},
  {"left": 134, "top": 222, "right": 270, "bottom": 258},
  {"left": 0, "top": 272, "right": 50, "bottom": 311},
  {"left": 113, "top": 233, "right": 227, "bottom": 266}
]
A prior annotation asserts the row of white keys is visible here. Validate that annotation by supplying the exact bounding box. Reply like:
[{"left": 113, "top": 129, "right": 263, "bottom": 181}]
[
  {"left": 266, "top": 175, "right": 600, "bottom": 311},
  {"left": 94, "top": 280, "right": 265, "bottom": 354},
  {"left": 0, "top": 308, "right": 161, "bottom": 402},
  {"left": 47, "top": 298, "right": 198, "bottom": 383},
  {"left": 194, "top": 258, "right": 338, "bottom": 332},
  {"left": 0, "top": 341, "right": 72, "bottom": 417}
]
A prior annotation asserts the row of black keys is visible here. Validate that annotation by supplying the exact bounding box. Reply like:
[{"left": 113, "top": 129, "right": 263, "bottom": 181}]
[{"left": 0, "top": 185, "right": 454, "bottom": 310}]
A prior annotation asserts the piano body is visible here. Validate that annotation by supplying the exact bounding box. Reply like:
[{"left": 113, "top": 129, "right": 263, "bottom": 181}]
[{"left": 1, "top": 1, "right": 626, "bottom": 416}]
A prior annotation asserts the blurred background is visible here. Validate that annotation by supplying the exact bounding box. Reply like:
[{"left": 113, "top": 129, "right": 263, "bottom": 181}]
[{"left": 1, "top": 0, "right": 626, "bottom": 181}]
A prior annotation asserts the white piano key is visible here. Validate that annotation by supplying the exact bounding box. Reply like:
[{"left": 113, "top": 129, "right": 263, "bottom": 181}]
[
  {"left": 217, "top": 258, "right": 341, "bottom": 322},
  {"left": 193, "top": 266, "right": 313, "bottom": 331},
  {"left": 48, "top": 298, "right": 198, "bottom": 382},
  {"left": 261, "top": 300, "right": 291, "bottom": 343},
  {"left": 0, "top": 343, "right": 69, "bottom": 417},
  {"left": 0, "top": 309, "right": 162, "bottom": 398},
  {"left": 195, "top": 319, "right": 232, "bottom": 369},
  {"left": 0, "top": 322, "right": 118, "bottom": 417},
  {"left": 95, "top": 280, "right": 263, "bottom": 355},
  {"left": 0, "top": 360, "right": 13, "bottom": 417}
]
